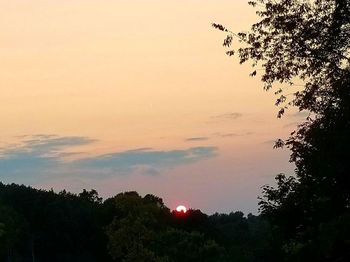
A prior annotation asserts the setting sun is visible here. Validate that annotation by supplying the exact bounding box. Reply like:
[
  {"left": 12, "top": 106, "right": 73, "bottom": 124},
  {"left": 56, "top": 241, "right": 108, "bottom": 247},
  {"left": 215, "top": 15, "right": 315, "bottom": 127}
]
[
  {"left": 0, "top": 0, "right": 345, "bottom": 260},
  {"left": 176, "top": 205, "right": 187, "bottom": 213}
]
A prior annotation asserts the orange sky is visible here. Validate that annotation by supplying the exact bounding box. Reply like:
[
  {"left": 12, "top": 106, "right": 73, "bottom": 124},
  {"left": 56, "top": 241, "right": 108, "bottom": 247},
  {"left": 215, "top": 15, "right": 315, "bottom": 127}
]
[{"left": 0, "top": 0, "right": 299, "bottom": 213}]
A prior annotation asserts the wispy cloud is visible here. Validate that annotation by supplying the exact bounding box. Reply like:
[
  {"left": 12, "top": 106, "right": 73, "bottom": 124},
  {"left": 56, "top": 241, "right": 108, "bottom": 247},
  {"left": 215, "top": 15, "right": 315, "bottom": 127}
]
[
  {"left": 0, "top": 135, "right": 218, "bottom": 183},
  {"left": 211, "top": 112, "right": 243, "bottom": 120},
  {"left": 185, "top": 137, "right": 209, "bottom": 142},
  {"left": 73, "top": 147, "right": 217, "bottom": 175},
  {"left": 0, "top": 135, "right": 96, "bottom": 182},
  {"left": 213, "top": 132, "right": 253, "bottom": 138},
  {"left": 0, "top": 135, "right": 94, "bottom": 163}
]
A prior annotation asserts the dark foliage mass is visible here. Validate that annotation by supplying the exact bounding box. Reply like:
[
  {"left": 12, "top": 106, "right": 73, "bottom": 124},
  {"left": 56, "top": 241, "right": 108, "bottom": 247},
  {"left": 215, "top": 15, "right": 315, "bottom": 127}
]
[
  {"left": 0, "top": 184, "right": 280, "bottom": 261},
  {"left": 214, "top": 0, "right": 350, "bottom": 261}
]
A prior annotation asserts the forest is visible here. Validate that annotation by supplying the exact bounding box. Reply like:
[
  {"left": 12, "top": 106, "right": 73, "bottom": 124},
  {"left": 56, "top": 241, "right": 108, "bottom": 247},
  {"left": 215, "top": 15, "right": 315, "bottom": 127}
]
[
  {"left": 1, "top": 0, "right": 350, "bottom": 261},
  {"left": 0, "top": 183, "right": 280, "bottom": 261}
]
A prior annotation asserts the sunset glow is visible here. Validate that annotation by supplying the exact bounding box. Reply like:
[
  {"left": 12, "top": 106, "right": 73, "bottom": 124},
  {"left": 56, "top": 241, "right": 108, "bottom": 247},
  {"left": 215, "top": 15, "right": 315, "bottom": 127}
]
[
  {"left": 0, "top": 1, "right": 346, "bottom": 260},
  {"left": 176, "top": 205, "right": 187, "bottom": 213},
  {"left": 0, "top": 0, "right": 296, "bottom": 214}
]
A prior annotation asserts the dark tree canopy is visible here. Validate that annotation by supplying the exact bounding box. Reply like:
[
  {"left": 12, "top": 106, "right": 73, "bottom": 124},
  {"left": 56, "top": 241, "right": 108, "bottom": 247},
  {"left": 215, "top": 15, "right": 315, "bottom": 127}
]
[
  {"left": 214, "top": 0, "right": 350, "bottom": 261},
  {"left": 0, "top": 183, "right": 280, "bottom": 262},
  {"left": 214, "top": 0, "right": 350, "bottom": 117}
]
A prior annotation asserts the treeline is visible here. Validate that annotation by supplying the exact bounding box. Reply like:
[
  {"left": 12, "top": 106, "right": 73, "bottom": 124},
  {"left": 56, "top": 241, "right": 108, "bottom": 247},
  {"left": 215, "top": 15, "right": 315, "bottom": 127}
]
[
  {"left": 2, "top": 0, "right": 350, "bottom": 261},
  {"left": 0, "top": 182, "right": 281, "bottom": 262}
]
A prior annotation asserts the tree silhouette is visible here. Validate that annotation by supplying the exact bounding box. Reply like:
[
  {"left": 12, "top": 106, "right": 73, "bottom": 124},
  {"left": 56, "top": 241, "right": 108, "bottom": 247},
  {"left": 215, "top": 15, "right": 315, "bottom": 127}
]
[
  {"left": 214, "top": 0, "right": 349, "bottom": 117},
  {"left": 0, "top": 182, "right": 282, "bottom": 261},
  {"left": 106, "top": 192, "right": 170, "bottom": 261},
  {"left": 214, "top": 0, "right": 350, "bottom": 260}
]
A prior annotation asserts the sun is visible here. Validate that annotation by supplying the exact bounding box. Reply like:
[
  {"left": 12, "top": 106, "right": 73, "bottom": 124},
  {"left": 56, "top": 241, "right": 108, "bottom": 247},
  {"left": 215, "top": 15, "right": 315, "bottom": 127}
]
[{"left": 176, "top": 205, "right": 187, "bottom": 213}]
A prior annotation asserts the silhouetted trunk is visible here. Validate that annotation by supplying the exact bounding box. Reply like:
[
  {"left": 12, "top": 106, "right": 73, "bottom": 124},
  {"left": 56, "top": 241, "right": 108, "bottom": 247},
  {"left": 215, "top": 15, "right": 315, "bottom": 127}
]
[
  {"left": 30, "top": 235, "right": 35, "bottom": 262},
  {"left": 7, "top": 247, "right": 12, "bottom": 262}
]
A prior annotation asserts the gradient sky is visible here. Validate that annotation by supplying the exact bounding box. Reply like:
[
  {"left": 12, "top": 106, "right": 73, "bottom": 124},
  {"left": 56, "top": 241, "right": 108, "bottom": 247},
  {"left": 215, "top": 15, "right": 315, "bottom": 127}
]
[{"left": 0, "top": 0, "right": 300, "bottom": 214}]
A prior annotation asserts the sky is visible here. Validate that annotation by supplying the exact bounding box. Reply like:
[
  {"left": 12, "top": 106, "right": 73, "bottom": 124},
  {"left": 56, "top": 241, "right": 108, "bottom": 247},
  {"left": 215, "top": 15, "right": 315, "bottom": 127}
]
[{"left": 0, "top": 0, "right": 301, "bottom": 214}]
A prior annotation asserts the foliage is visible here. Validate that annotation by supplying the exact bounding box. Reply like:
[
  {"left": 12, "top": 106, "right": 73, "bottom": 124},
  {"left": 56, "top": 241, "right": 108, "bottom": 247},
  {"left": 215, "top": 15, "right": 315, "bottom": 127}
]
[
  {"left": 0, "top": 183, "right": 113, "bottom": 262},
  {"left": 214, "top": 0, "right": 350, "bottom": 261},
  {"left": 0, "top": 183, "right": 278, "bottom": 261},
  {"left": 154, "top": 228, "right": 225, "bottom": 262},
  {"left": 106, "top": 192, "right": 170, "bottom": 261},
  {"left": 214, "top": 0, "right": 350, "bottom": 117},
  {"left": 0, "top": 203, "right": 24, "bottom": 261}
]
